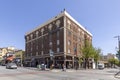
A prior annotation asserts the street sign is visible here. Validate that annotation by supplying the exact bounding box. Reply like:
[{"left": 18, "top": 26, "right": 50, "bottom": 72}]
[{"left": 49, "top": 50, "right": 54, "bottom": 57}]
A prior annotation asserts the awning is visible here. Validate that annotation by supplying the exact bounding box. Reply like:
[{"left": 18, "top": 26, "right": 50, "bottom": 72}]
[{"left": 6, "top": 56, "right": 14, "bottom": 61}]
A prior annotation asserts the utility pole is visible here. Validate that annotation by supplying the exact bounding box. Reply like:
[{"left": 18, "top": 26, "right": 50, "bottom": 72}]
[{"left": 114, "top": 36, "right": 120, "bottom": 67}]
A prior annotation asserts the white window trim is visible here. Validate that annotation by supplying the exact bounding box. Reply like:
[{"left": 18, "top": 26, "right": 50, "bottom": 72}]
[
  {"left": 57, "top": 48, "right": 60, "bottom": 52},
  {"left": 68, "top": 49, "right": 70, "bottom": 53},
  {"left": 56, "top": 20, "right": 60, "bottom": 28},
  {"left": 57, "top": 40, "right": 59, "bottom": 45},
  {"left": 48, "top": 24, "right": 52, "bottom": 30}
]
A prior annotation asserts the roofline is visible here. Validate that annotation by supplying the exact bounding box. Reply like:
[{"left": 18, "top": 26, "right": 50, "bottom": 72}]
[
  {"left": 25, "top": 10, "right": 92, "bottom": 36},
  {"left": 25, "top": 12, "right": 65, "bottom": 35},
  {"left": 64, "top": 11, "right": 92, "bottom": 36}
]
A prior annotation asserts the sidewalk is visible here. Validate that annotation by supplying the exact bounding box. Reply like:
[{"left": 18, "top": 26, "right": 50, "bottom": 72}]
[
  {"left": 50, "top": 69, "right": 77, "bottom": 72},
  {"left": 21, "top": 67, "right": 49, "bottom": 71},
  {"left": 115, "top": 71, "right": 120, "bottom": 79},
  {"left": 22, "top": 67, "right": 76, "bottom": 72}
]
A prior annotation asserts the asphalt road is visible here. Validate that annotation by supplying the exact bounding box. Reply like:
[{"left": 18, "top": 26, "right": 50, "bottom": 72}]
[{"left": 0, "top": 66, "right": 119, "bottom": 80}]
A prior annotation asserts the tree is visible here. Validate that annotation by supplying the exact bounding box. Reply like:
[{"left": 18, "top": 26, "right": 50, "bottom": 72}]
[
  {"left": 81, "top": 40, "right": 94, "bottom": 69},
  {"left": 80, "top": 40, "right": 101, "bottom": 69},
  {"left": 108, "top": 58, "right": 119, "bottom": 68},
  {"left": 93, "top": 48, "right": 101, "bottom": 68},
  {"left": 116, "top": 50, "right": 120, "bottom": 67}
]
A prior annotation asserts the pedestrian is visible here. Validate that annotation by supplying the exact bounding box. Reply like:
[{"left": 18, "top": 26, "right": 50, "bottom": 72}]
[{"left": 62, "top": 64, "right": 66, "bottom": 71}]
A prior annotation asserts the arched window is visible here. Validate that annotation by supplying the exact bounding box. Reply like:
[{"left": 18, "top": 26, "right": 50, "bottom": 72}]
[
  {"left": 67, "top": 20, "right": 71, "bottom": 29},
  {"left": 36, "top": 31, "right": 39, "bottom": 37},
  {"left": 48, "top": 24, "right": 52, "bottom": 30},
  {"left": 56, "top": 20, "right": 60, "bottom": 28},
  {"left": 41, "top": 28, "right": 44, "bottom": 35}
]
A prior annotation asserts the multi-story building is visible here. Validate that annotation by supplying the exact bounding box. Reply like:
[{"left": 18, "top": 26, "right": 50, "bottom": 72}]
[
  {"left": 14, "top": 50, "right": 25, "bottom": 66},
  {"left": 99, "top": 53, "right": 117, "bottom": 68},
  {"left": 0, "top": 46, "right": 15, "bottom": 59},
  {"left": 0, "top": 46, "right": 16, "bottom": 65},
  {"left": 0, "top": 48, "right": 8, "bottom": 60},
  {"left": 25, "top": 10, "right": 92, "bottom": 68}
]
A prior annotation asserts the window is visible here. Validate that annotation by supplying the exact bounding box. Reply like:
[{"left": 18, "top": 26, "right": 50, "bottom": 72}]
[
  {"left": 48, "top": 24, "right": 52, "bottom": 30},
  {"left": 79, "top": 37, "right": 81, "bottom": 42},
  {"left": 36, "top": 45, "right": 38, "bottom": 50},
  {"left": 57, "top": 40, "right": 59, "bottom": 45},
  {"left": 27, "top": 36, "right": 29, "bottom": 41},
  {"left": 68, "top": 40, "right": 71, "bottom": 45},
  {"left": 49, "top": 49, "right": 53, "bottom": 56},
  {"left": 41, "top": 28, "right": 44, "bottom": 35},
  {"left": 42, "top": 44, "right": 43, "bottom": 48},
  {"left": 36, "top": 52, "right": 38, "bottom": 56},
  {"left": 68, "top": 48, "right": 71, "bottom": 53},
  {"left": 56, "top": 20, "right": 60, "bottom": 28},
  {"left": 78, "top": 28, "right": 81, "bottom": 32},
  {"left": 30, "top": 34, "right": 33, "bottom": 39},
  {"left": 31, "top": 47, "right": 32, "bottom": 51},
  {"left": 49, "top": 35, "right": 52, "bottom": 42},
  {"left": 68, "top": 31, "right": 71, "bottom": 36},
  {"left": 49, "top": 49, "right": 52, "bottom": 53},
  {"left": 41, "top": 51, "right": 43, "bottom": 55},
  {"left": 57, "top": 31, "right": 59, "bottom": 38},
  {"left": 49, "top": 42, "right": 52, "bottom": 45},
  {"left": 30, "top": 53, "right": 32, "bottom": 57},
  {"left": 67, "top": 20, "right": 71, "bottom": 29},
  {"left": 38, "top": 52, "right": 41, "bottom": 55},
  {"left": 74, "top": 47, "right": 77, "bottom": 52},
  {"left": 36, "top": 31, "right": 39, "bottom": 37},
  {"left": 57, "top": 48, "right": 60, "bottom": 52}
]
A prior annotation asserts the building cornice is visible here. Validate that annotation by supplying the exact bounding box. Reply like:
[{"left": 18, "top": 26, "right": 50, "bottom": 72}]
[
  {"left": 64, "top": 11, "right": 92, "bottom": 37},
  {"left": 25, "top": 10, "right": 92, "bottom": 37}
]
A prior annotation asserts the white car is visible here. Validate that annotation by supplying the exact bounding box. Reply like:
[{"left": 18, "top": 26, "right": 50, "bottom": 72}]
[
  {"left": 6, "top": 63, "right": 17, "bottom": 69},
  {"left": 98, "top": 64, "right": 104, "bottom": 70}
]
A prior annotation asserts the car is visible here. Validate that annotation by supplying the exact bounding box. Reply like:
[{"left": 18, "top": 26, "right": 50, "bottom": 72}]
[
  {"left": 6, "top": 63, "right": 17, "bottom": 69},
  {"left": 98, "top": 64, "right": 104, "bottom": 70}
]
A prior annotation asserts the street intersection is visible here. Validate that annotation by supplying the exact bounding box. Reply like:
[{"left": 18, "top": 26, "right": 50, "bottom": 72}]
[{"left": 0, "top": 66, "right": 119, "bottom": 80}]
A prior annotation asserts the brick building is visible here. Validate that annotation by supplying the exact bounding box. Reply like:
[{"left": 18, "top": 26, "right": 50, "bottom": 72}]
[{"left": 25, "top": 10, "right": 92, "bottom": 68}]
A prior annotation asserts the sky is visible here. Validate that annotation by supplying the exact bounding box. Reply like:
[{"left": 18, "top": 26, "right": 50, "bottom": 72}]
[{"left": 0, "top": 0, "right": 120, "bottom": 55}]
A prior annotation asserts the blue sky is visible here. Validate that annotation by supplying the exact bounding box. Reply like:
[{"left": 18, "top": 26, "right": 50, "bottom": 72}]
[{"left": 0, "top": 0, "right": 120, "bottom": 54}]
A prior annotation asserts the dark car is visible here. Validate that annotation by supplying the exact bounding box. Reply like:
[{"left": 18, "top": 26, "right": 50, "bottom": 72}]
[{"left": 6, "top": 63, "right": 17, "bottom": 69}]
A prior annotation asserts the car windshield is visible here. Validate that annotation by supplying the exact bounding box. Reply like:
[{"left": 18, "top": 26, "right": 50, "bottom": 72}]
[{"left": 8, "top": 63, "right": 16, "bottom": 65}]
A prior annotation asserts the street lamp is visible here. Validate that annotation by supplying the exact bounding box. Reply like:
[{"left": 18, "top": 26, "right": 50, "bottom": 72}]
[
  {"left": 114, "top": 36, "right": 120, "bottom": 67},
  {"left": 50, "top": 50, "right": 54, "bottom": 69}
]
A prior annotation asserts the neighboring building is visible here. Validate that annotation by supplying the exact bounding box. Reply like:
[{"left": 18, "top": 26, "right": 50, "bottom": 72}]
[
  {"left": 25, "top": 10, "right": 92, "bottom": 68},
  {"left": 101, "top": 53, "right": 115, "bottom": 61},
  {"left": 0, "top": 46, "right": 15, "bottom": 60},
  {"left": 0, "top": 46, "right": 16, "bottom": 65},
  {"left": 14, "top": 50, "right": 25, "bottom": 66},
  {"left": 99, "top": 53, "right": 117, "bottom": 68},
  {"left": 0, "top": 48, "right": 8, "bottom": 60}
]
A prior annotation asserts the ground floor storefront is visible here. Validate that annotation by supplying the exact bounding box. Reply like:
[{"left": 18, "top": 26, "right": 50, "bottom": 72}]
[{"left": 24, "top": 55, "right": 80, "bottom": 69}]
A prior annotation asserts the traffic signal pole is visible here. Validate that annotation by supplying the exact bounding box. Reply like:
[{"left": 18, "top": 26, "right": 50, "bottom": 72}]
[{"left": 114, "top": 36, "right": 120, "bottom": 68}]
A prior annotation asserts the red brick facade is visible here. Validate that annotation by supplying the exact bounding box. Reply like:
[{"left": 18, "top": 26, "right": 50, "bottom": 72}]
[{"left": 25, "top": 11, "right": 92, "bottom": 68}]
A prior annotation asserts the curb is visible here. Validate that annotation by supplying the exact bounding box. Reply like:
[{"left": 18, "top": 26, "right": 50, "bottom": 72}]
[
  {"left": 114, "top": 75, "right": 120, "bottom": 79},
  {"left": 50, "top": 69, "right": 76, "bottom": 72},
  {"left": 114, "top": 71, "right": 120, "bottom": 79}
]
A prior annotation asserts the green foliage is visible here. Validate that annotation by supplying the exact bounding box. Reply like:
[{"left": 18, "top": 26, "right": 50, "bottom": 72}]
[
  {"left": 81, "top": 40, "right": 93, "bottom": 59},
  {"left": 93, "top": 48, "right": 101, "bottom": 62},
  {"left": 81, "top": 40, "right": 101, "bottom": 61},
  {"left": 79, "top": 40, "right": 101, "bottom": 68},
  {"left": 108, "top": 58, "right": 119, "bottom": 66}
]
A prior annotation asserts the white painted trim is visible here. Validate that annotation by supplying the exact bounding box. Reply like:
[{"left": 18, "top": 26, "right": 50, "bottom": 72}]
[
  {"left": 64, "top": 11, "right": 92, "bottom": 36},
  {"left": 26, "top": 27, "right": 64, "bottom": 43},
  {"left": 25, "top": 11, "right": 92, "bottom": 37},
  {"left": 64, "top": 16, "right": 67, "bottom": 54},
  {"left": 25, "top": 12, "right": 64, "bottom": 35}
]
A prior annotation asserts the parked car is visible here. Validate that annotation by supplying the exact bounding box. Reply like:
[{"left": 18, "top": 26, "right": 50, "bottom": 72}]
[
  {"left": 6, "top": 63, "right": 17, "bottom": 69},
  {"left": 98, "top": 63, "right": 104, "bottom": 70}
]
